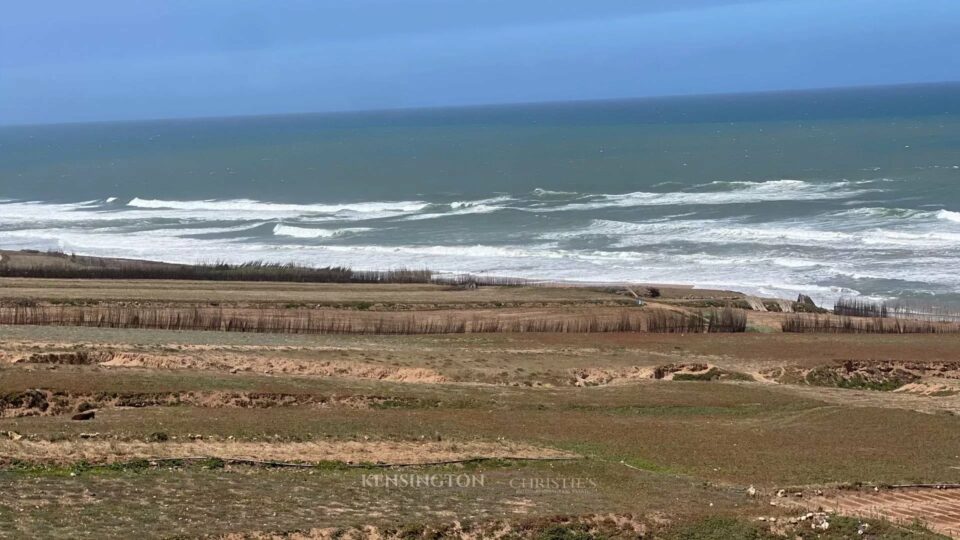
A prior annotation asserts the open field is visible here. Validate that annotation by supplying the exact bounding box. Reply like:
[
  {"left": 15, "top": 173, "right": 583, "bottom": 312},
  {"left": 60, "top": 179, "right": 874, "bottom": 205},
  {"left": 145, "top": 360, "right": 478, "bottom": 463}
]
[{"left": 1, "top": 264, "right": 959, "bottom": 538}]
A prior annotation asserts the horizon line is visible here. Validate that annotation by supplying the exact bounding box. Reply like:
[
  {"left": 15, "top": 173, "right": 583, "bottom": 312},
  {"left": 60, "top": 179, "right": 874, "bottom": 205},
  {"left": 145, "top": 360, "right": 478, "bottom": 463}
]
[{"left": 3, "top": 79, "right": 959, "bottom": 129}]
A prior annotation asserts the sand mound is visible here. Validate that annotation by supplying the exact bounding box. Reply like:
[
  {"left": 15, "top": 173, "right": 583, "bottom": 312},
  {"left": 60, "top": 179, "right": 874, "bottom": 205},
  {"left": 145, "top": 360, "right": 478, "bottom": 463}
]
[
  {"left": 3, "top": 346, "right": 448, "bottom": 384},
  {"left": 7, "top": 351, "right": 112, "bottom": 365},
  {"left": 894, "top": 382, "right": 959, "bottom": 396},
  {"left": 570, "top": 366, "right": 656, "bottom": 387},
  {"left": 100, "top": 353, "right": 448, "bottom": 383},
  {"left": 0, "top": 390, "right": 407, "bottom": 418},
  {"left": 569, "top": 363, "right": 751, "bottom": 386},
  {"left": 763, "top": 360, "right": 960, "bottom": 391}
]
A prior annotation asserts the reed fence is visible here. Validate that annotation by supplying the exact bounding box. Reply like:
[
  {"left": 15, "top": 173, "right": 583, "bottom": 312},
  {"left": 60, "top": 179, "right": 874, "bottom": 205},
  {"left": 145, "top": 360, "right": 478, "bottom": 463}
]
[{"left": 0, "top": 306, "right": 747, "bottom": 335}]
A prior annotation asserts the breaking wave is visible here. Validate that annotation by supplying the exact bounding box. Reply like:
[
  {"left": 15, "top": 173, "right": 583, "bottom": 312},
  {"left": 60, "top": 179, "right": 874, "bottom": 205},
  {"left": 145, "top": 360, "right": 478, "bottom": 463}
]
[
  {"left": 128, "top": 197, "right": 429, "bottom": 218},
  {"left": 536, "top": 179, "right": 873, "bottom": 212},
  {"left": 938, "top": 210, "right": 960, "bottom": 223},
  {"left": 272, "top": 224, "right": 371, "bottom": 239},
  {"left": 1, "top": 174, "right": 958, "bottom": 303},
  {"left": 405, "top": 196, "right": 514, "bottom": 221}
]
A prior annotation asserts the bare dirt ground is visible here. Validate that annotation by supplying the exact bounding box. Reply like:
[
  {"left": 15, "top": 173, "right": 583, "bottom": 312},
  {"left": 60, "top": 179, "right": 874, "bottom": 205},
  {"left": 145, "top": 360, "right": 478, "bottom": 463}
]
[
  {"left": 778, "top": 488, "right": 960, "bottom": 538},
  {"left": 0, "top": 275, "right": 640, "bottom": 308},
  {"left": 1, "top": 278, "right": 958, "bottom": 538}
]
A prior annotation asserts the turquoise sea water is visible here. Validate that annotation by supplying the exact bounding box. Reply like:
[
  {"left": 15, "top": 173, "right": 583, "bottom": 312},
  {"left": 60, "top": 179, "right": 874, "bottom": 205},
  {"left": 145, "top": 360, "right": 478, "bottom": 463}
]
[{"left": 1, "top": 83, "right": 959, "bottom": 305}]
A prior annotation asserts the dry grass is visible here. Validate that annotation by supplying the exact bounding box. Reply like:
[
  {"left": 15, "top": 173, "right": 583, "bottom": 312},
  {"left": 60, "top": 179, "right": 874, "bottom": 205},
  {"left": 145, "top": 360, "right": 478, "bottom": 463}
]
[
  {"left": 0, "top": 438, "right": 575, "bottom": 466},
  {"left": 0, "top": 251, "right": 432, "bottom": 283},
  {"left": 782, "top": 314, "right": 960, "bottom": 334},
  {"left": 0, "top": 277, "right": 632, "bottom": 308},
  {"left": 0, "top": 305, "right": 749, "bottom": 335},
  {"left": 0, "top": 305, "right": 630, "bottom": 334},
  {"left": 834, "top": 297, "right": 889, "bottom": 318}
]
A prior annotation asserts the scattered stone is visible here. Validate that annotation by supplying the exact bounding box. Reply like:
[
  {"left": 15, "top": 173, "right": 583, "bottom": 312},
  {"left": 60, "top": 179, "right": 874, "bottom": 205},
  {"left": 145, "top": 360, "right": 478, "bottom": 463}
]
[
  {"left": 71, "top": 410, "right": 95, "bottom": 421},
  {"left": 747, "top": 485, "right": 758, "bottom": 497},
  {"left": 75, "top": 401, "right": 95, "bottom": 413},
  {"left": 794, "top": 492, "right": 803, "bottom": 498},
  {"left": 79, "top": 432, "right": 100, "bottom": 439},
  {"left": 811, "top": 513, "right": 830, "bottom": 531},
  {"left": 776, "top": 489, "right": 786, "bottom": 498},
  {"left": 146, "top": 431, "right": 169, "bottom": 442}
]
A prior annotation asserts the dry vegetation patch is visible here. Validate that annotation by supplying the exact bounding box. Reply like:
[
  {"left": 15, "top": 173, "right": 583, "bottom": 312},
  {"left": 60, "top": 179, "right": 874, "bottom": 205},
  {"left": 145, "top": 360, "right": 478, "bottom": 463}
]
[
  {"left": 765, "top": 361, "right": 960, "bottom": 392},
  {"left": 215, "top": 513, "right": 647, "bottom": 540},
  {"left": 0, "top": 438, "right": 577, "bottom": 467},
  {"left": 2, "top": 348, "right": 449, "bottom": 383},
  {"left": 569, "top": 363, "right": 753, "bottom": 386},
  {"left": 0, "top": 389, "right": 409, "bottom": 418},
  {"left": 100, "top": 353, "right": 448, "bottom": 383}
]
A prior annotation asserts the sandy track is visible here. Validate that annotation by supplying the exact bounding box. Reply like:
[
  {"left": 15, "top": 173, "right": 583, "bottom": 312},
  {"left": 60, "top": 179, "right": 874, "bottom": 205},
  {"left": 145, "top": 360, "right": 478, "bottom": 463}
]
[
  {"left": 763, "top": 383, "right": 960, "bottom": 416},
  {"left": 101, "top": 353, "right": 447, "bottom": 383},
  {"left": 1, "top": 349, "right": 448, "bottom": 383}
]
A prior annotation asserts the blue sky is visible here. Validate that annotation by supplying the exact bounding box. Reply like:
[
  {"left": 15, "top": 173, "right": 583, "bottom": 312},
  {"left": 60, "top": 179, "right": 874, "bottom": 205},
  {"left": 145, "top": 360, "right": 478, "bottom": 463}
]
[{"left": 1, "top": 0, "right": 958, "bottom": 125}]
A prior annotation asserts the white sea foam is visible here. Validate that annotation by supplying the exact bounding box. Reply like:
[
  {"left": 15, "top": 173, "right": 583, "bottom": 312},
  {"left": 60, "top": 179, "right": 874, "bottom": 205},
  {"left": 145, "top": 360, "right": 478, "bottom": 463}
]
[
  {"left": 128, "top": 197, "right": 429, "bottom": 216},
  {"left": 937, "top": 210, "right": 960, "bottom": 223},
  {"left": 404, "top": 196, "right": 514, "bottom": 220},
  {"left": 2, "top": 187, "right": 958, "bottom": 303},
  {"left": 0, "top": 197, "right": 428, "bottom": 227},
  {"left": 532, "top": 188, "right": 579, "bottom": 196},
  {"left": 3, "top": 222, "right": 957, "bottom": 304},
  {"left": 535, "top": 179, "right": 873, "bottom": 212},
  {"left": 449, "top": 195, "right": 513, "bottom": 209},
  {"left": 542, "top": 215, "right": 960, "bottom": 251},
  {"left": 272, "top": 224, "right": 371, "bottom": 239}
]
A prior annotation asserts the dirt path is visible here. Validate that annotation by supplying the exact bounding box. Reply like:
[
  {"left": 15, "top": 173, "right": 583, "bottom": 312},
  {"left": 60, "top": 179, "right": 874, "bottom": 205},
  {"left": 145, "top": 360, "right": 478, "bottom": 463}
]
[{"left": 762, "top": 382, "right": 960, "bottom": 416}]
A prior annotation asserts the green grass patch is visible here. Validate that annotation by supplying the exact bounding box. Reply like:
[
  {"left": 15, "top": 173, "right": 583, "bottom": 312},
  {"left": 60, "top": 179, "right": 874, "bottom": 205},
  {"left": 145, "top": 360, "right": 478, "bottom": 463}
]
[
  {"left": 566, "top": 403, "right": 781, "bottom": 417},
  {"left": 620, "top": 456, "right": 673, "bottom": 474},
  {"left": 661, "top": 516, "right": 774, "bottom": 540}
]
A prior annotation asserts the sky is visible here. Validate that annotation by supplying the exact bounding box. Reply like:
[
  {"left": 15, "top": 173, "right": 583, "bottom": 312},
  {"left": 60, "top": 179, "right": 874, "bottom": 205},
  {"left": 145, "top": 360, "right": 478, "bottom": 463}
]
[{"left": 1, "top": 0, "right": 958, "bottom": 125}]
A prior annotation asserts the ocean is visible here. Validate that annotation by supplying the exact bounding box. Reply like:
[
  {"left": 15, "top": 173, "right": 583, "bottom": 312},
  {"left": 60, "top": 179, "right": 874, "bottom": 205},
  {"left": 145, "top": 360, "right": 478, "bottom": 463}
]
[{"left": 1, "top": 83, "right": 959, "bottom": 306}]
